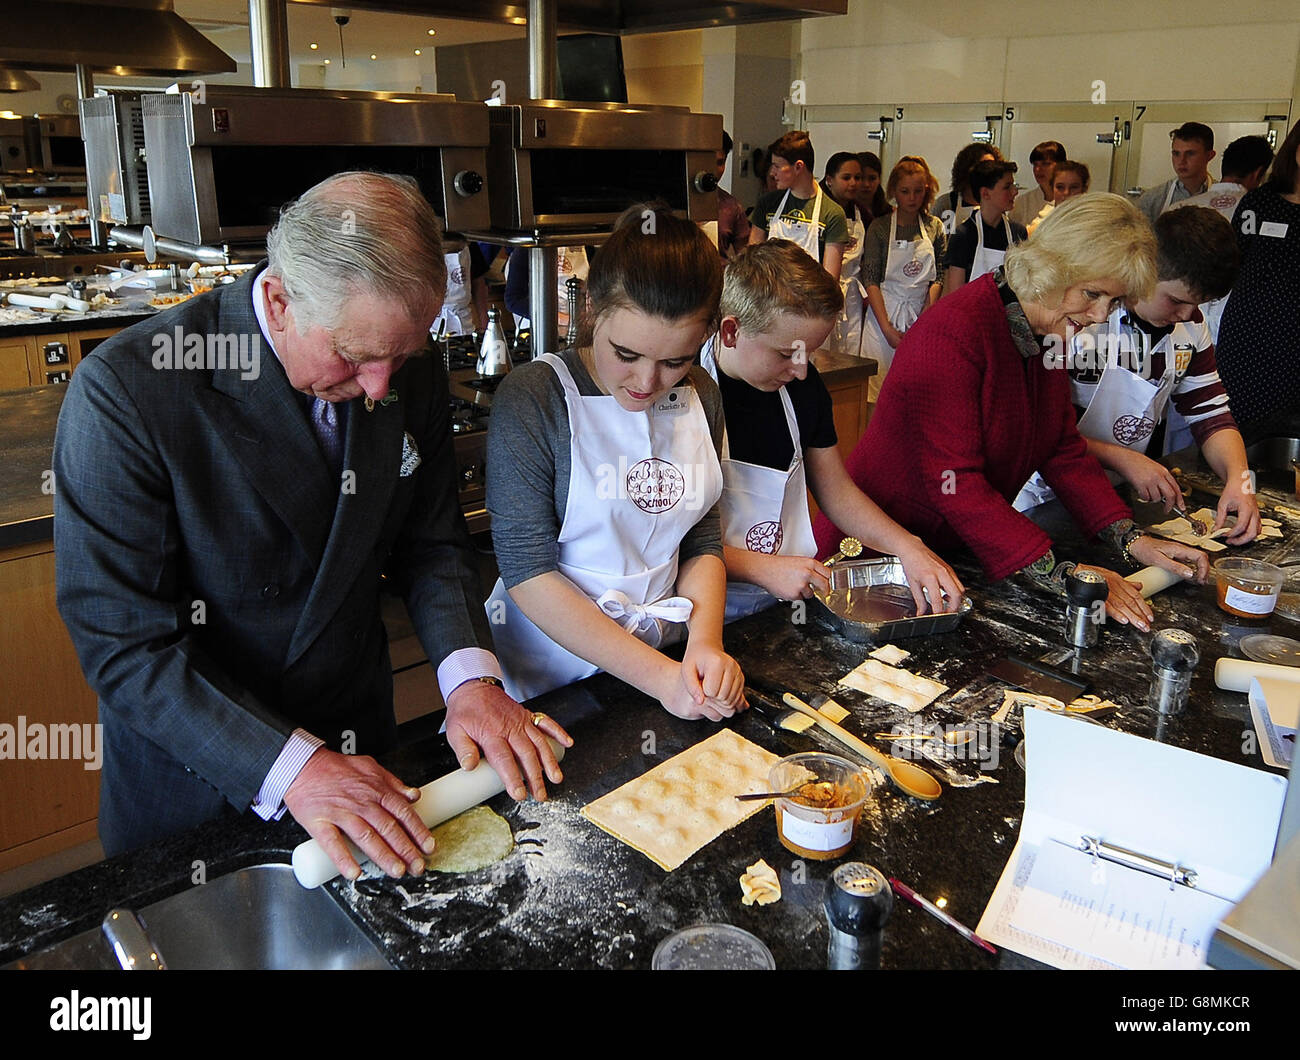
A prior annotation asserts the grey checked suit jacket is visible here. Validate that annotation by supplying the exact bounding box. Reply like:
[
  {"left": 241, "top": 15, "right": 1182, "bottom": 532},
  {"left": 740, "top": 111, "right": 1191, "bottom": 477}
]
[{"left": 54, "top": 266, "right": 490, "bottom": 853}]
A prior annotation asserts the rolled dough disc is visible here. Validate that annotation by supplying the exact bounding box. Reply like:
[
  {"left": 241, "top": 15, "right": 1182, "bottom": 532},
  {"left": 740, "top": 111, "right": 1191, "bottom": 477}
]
[{"left": 423, "top": 805, "right": 514, "bottom": 873}]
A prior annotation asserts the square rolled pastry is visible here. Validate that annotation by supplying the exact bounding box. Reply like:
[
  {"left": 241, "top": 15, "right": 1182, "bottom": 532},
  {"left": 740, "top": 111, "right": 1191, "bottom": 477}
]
[{"left": 580, "top": 729, "right": 781, "bottom": 871}]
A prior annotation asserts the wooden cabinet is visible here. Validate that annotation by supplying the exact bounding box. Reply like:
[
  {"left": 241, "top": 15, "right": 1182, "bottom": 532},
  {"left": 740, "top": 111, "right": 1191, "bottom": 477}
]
[
  {"left": 806, "top": 351, "right": 875, "bottom": 525},
  {"left": 0, "top": 540, "right": 101, "bottom": 872},
  {"left": 0, "top": 337, "right": 31, "bottom": 390},
  {"left": 0, "top": 323, "right": 130, "bottom": 393}
]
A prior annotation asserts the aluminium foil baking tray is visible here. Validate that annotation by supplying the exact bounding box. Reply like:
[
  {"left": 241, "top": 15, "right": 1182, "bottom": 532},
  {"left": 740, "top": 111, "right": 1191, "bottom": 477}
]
[{"left": 811, "top": 555, "right": 973, "bottom": 643}]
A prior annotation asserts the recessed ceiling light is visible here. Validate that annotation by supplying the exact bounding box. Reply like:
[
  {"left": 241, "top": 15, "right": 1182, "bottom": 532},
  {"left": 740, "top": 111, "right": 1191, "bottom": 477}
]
[
  {"left": 427, "top": 28, "right": 436, "bottom": 35},
  {"left": 370, "top": 54, "right": 378, "bottom": 60},
  {"left": 323, "top": 58, "right": 330, "bottom": 65},
  {"left": 414, "top": 49, "right": 421, "bottom": 56},
  {"left": 309, "top": 42, "right": 318, "bottom": 50}
]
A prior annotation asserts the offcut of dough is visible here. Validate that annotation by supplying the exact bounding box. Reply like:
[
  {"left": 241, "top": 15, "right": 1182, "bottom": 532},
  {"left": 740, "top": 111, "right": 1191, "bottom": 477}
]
[
  {"left": 869, "top": 643, "right": 912, "bottom": 666},
  {"left": 782, "top": 697, "right": 850, "bottom": 733},
  {"left": 991, "top": 688, "right": 1065, "bottom": 723},
  {"left": 840, "top": 657, "right": 947, "bottom": 713},
  {"left": 580, "top": 728, "right": 780, "bottom": 872},
  {"left": 739, "top": 859, "right": 782, "bottom": 906}
]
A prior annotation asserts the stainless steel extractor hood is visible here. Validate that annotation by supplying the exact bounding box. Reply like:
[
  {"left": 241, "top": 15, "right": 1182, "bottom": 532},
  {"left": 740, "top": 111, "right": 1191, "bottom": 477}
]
[
  {"left": 0, "top": 66, "right": 41, "bottom": 93},
  {"left": 287, "top": 0, "right": 847, "bottom": 33},
  {"left": 0, "top": 0, "right": 237, "bottom": 77}
]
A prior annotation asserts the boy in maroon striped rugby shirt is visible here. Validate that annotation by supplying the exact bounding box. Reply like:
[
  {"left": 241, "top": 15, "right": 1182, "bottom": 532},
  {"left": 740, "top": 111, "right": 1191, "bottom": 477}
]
[{"left": 1064, "top": 206, "right": 1259, "bottom": 543}]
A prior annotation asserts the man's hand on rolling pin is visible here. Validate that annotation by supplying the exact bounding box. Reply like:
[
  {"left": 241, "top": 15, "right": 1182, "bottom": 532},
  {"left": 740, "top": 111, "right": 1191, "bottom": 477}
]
[
  {"left": 1074, "top": 564, "right": 1156, "bottom": 632},
  {"left": 1215, "top": 478, "right": 1261, "bottom": 545},
  {"left": 444, "top": 681, "right": 572, "bottom": 803},
  {"left": 896, "top": 538, "right": 966, "bottom": 615},
  {"left": 284, "top": 749, "right": 432, "bottom": 881}
]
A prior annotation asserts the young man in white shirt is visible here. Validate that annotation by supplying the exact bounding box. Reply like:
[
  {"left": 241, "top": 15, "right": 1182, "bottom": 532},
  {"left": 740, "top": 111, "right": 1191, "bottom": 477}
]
[{"left": 1137, "top": 121, "right": 1216, "bottom": 223}]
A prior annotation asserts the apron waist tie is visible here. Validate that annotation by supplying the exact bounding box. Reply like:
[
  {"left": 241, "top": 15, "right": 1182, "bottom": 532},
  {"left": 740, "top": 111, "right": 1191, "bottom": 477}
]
[{"left": 596, "top": 589, "right": 694, "bottom": 634}]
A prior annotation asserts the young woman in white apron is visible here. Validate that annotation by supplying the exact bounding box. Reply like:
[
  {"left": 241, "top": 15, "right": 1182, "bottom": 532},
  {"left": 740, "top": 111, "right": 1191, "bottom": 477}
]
[
  {"left": 860, "top": 156, "right": 942, "bottom": 400},
  {"left": 821, "top": 153, "right": 867, "bottom": 356},
  {"left": 485, "top": 206, "right": 743, "bottom": 721}
]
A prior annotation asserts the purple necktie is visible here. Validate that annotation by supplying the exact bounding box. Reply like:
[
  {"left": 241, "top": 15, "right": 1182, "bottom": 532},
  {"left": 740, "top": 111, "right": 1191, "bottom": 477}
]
[{"left": 310, "top": 398, "right": 343, "bottom": 479}]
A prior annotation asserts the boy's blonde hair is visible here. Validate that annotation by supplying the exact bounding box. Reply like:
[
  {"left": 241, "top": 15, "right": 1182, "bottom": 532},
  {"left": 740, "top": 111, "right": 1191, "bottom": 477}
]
[{"left": 721, "top": 240, "right": 843, "bottom": 333}]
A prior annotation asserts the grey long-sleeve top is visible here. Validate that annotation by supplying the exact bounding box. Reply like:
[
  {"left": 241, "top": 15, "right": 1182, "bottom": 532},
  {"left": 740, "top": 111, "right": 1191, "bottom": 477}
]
[{"left": 486, "top": 347, "right": 725, "bottom": 589}]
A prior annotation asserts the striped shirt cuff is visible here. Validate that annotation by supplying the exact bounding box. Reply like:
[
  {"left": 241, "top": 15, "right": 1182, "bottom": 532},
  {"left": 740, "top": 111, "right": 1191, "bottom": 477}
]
[
  {"left": 436, "top": 646, "right": 503, "bottom": 702},
  {"left": 251, "top": 729, "right": 325, "bottom": 821}
]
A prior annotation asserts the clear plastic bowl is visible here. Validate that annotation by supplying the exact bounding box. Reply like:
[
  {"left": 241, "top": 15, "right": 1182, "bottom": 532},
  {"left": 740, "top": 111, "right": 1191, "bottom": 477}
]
[{"left": 1213, "top": 557, "right": 1285, "bottom": 618}]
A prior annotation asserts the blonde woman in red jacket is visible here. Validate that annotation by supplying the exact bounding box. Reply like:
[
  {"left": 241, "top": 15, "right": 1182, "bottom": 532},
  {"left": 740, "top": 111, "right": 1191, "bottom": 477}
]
[{"left": 813, "top": 194, "right": 1209, "bottom": 630}]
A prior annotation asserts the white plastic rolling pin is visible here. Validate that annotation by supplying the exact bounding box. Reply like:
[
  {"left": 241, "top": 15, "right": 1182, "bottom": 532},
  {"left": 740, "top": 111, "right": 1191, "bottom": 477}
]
[
  {"left": 291, "top": 739, "right": 566, "bottom": 888},
  {"left": 1124, "top": 565, "right": 1183, "bottom": 599},
  {"left": 1213, "top": 657, "right": 1300, "bottom": 693}
]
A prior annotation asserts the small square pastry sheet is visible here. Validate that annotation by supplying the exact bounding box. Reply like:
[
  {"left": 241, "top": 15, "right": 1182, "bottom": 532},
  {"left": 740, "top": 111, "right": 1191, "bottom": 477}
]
[
  {"left": 581, "top": 728, "right": 781, "bottom": 871},
  {"left": 839, "top": 657, "right": 947, "bottom": 712}
]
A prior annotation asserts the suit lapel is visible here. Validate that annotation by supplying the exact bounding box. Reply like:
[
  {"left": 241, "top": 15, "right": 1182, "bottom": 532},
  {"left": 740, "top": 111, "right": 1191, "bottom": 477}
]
[
  {"left": 285, "top": 394, "right": 402, "bottom": 667},
  {"left": 193, "top": 268, "right": 336, "bottom": 569}
]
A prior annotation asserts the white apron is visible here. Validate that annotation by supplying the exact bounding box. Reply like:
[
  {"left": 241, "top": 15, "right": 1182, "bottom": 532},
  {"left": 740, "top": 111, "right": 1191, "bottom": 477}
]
[
  {"left": 509, "top": 246, "right": 590, "bottom": 333},
  {"left": 1013, "top": 313, "right": 1180, "bottom": 510},
  {"left": 859, "top": 212, "right": 937, "bottom": 401},
  {"left": 485, "top": 353, "right": 724, "bottom": 702},
  {"left": 835, "top": 205, "right": 867, "bottom": 357},
  {"left": 767, "top": 184, "right": 825, "bottom": 261},
  {"left": 969, "top": 214, "right": 1014, "bottom": 282},
  {"left": 433, "top": 247, "right": 475, "bottom": 336},
  {"left": 700, "top": 338, "right": 818, "bottom": 621}
]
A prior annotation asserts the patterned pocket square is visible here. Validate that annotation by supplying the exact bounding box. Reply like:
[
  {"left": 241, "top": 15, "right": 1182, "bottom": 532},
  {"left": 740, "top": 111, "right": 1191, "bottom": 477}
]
[{"left": 400, "top": 432, "right": 422, "bottom": 477}]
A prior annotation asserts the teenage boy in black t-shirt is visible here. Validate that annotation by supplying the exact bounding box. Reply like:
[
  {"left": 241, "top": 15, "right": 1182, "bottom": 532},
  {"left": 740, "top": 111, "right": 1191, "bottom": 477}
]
[{"left": 703, "top": 240, "right": 964, "bottom": 617}]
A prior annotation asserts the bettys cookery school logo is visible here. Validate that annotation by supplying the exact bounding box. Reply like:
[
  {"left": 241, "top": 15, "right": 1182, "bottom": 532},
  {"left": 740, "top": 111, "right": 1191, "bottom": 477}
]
[
  {"left": 151, "top": 325, "right": 261, "bottom": 381},
  {"left": 746, "top": 520, "right": 783, "bottom": 554},
  {"left": 595, "top": 456, "right": 714, "bottom": 513},
  {"left": 626, "top": 458, "right": 684, "bottom": 513}
]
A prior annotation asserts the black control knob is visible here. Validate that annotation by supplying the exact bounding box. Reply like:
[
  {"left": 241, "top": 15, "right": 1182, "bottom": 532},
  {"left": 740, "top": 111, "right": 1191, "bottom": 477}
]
[
  {"left": 453, "top": 170, "right": 484, "bottom": 197},
  {"left": 693, "top": 171, "right": 719, "bottom": 193}
]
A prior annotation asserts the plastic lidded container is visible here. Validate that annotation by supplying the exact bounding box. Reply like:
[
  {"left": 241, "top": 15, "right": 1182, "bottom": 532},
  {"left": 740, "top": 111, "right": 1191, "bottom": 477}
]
[
  {"left": 1213, "top": 557, "right": 1285, "bottom": 618},
  {"left": 769, "top": 752, "right": 869, "bottom": 861},
  {"left": 651, "top": 924, "right": 775, "bottom": 970}
]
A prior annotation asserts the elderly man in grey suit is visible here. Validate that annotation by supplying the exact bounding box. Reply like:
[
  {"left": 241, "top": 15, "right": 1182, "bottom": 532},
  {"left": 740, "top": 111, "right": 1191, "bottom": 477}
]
[{"left": 54, "top": 171, "right": 571, "bottom": 879}]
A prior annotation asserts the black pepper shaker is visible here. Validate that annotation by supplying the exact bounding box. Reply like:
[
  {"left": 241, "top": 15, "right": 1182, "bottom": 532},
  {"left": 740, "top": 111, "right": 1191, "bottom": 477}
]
[
  {"left": 1149, "top": 628, "right": 1200, "bottom": 715},
  {"left": 1065, "top": 567, "right": 1109, "bottom": 648},
  {"left": 824, "top": 862, "right": 892, "bottom": 970}
]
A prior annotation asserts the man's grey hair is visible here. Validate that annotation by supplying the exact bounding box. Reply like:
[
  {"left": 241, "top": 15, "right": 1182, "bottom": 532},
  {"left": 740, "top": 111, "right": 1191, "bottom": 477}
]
[{"left": 265, "top": 170, "right": 446, "bottom": 332}]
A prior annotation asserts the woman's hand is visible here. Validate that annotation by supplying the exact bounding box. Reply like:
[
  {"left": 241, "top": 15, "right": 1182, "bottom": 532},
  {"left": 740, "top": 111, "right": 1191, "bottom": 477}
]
[
  {"left": 1127, "top": 533, "right": 1210, "bottom": 584},
  {"left": 896, "top": 537, "right": 966, "bottom": 615},
  {"left": 1108, "top": 446, "right": 1186, "bottom": 509},
  {"left": 752, "top": 554, "right": 831, "bottom": 601},
  {"left": 1074, "top": 563, "right": 1156, "bottom": 632},
  {"left": 1215, "top": 477, "right": 1261, "bottom": 545},
  {"left": 884, "top": 322, "right": 905, "bottom": 349}
]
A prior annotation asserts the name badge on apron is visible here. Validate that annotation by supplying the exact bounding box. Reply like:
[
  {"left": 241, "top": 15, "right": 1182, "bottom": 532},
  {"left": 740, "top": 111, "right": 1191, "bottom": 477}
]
[
  {"left": 654, "top": 388, "right": 693, "bottom": 415},
  {"left": 1260, "top": 221, "right": 1289, "bottom": 238}
]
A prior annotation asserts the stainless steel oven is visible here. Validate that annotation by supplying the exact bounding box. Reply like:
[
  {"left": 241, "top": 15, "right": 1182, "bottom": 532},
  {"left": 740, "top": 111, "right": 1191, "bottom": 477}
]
[
  {"left": 486, "top": 100, "right": 721, "bottom": 232},
  {"left": 140, "top": 86, "right": 491, "bottom": 249}
]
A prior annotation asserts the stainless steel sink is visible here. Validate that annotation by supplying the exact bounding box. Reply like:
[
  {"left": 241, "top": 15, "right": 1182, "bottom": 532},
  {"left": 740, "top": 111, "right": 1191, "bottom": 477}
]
[{"left": 5, "top": 863, "right": 393, "bottom": 970}]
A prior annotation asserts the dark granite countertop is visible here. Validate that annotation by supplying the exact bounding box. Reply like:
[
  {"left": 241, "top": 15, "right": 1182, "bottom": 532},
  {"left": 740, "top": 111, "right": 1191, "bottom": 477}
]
[
  {"left": 0, "top": 307, "right": 155, "bottom": 338},
  {"left": 1, "top": 473, "right": 1295, "bottom": 971},
  {"left": 0, "top": 385, "right": 64, "bottom": 549}
]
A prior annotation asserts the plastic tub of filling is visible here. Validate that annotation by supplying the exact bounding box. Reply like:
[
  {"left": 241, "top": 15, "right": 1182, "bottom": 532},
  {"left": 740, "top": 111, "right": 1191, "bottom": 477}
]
[
  {"left": 1213, "top": 557, "right": 1285, "bottom": 618},
  {"left": 769, "top": 752, "right": 869, "bottom": 861}
]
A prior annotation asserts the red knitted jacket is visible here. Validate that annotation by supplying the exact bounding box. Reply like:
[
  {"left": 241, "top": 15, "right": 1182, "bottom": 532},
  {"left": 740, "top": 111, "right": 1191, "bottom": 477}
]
[{"left": 813, "top": 274, "right": 1131, "bottom": 580}]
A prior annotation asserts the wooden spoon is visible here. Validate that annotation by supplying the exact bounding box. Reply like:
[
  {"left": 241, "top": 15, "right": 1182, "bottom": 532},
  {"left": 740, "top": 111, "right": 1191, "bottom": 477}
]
[{"left": 781, "top": 693, "right": 942, "bottom": 801}]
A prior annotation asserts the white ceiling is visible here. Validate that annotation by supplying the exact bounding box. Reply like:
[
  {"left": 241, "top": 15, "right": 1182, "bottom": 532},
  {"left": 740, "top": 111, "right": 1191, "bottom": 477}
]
[{"left": 176, "top": 1, "right": 525, "bottom": 66}]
